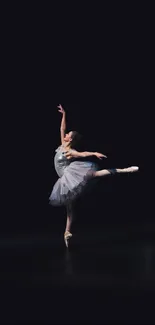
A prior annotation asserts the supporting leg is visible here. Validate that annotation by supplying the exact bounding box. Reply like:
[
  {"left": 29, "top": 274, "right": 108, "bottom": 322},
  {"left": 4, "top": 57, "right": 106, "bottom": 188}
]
[
  {"left": 64, "top": 203, "right": 74, "bottom": 248},
  {"left": 65, "top": 203, "right": 73, "bottom": 233}
]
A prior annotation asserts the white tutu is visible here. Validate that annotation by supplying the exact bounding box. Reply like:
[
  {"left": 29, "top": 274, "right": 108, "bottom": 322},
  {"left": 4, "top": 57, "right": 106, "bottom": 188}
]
[{"left": 49, "top": 160, "right": 98, "bottom": 206}]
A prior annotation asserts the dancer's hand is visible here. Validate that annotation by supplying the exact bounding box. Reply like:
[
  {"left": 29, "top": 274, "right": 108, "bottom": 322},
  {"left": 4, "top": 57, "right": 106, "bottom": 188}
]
[
  {"left": 57, "top": 104, "right": 65, "bottom": 114},
  {"left": 95, "top": 152, "right": 107, "bottom": 159}
]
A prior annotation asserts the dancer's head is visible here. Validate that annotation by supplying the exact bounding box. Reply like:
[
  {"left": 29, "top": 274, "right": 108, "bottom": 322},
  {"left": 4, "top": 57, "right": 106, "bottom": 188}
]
[{"left": 64, "top": 131, "right": 82, "bottom": 148}]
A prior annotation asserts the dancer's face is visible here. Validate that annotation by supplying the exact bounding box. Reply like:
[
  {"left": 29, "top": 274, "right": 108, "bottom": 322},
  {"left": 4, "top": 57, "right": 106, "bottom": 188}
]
[{"left": 64, "top": 131, "right": 73, "bottom": 143}]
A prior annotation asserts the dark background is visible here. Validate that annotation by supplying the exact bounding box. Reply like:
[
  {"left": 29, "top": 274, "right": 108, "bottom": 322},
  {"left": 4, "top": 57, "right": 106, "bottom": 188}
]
[
  {"left": 4, "top": 32, "right": 148, "bottom": 235},
  {"left": 1, "top": 3, "right": 153, "bottom": 325},
  {"left": 3, "top": 2, "right": 151, "bottom": 238}
]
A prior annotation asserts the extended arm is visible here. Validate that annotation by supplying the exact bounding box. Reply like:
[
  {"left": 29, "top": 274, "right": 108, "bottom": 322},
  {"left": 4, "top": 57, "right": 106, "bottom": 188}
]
[
  {"left": 64, "top": 149, "right": 107, "bottom": 159},
  {"left": 57, "top": 104, "right": 66, "bottom": 145}
]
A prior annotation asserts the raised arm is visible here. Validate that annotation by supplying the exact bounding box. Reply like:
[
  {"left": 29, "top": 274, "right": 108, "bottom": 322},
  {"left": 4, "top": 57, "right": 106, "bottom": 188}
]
[
  {"left": 57, "top": 104, "right": 66, "bottom": 145},
  {"left": 64, "top": 149, "right": 107, "bottom": 160}
]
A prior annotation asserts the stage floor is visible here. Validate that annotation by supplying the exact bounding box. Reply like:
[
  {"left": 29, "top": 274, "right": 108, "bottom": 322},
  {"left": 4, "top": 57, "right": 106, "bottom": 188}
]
[{"left": 0, "top": 224, "right": 155, "bottom": 324}]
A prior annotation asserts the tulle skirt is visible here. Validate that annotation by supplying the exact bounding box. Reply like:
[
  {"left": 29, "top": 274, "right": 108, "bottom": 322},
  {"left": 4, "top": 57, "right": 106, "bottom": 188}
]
[{"left": 49, "top": 160, "right": 98, "bottom": 206}]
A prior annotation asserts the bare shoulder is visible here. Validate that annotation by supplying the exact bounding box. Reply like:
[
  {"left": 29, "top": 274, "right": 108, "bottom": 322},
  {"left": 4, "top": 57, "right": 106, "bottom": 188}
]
[{"left": 63, "top": 149, "right": 81, "bottom": 159}]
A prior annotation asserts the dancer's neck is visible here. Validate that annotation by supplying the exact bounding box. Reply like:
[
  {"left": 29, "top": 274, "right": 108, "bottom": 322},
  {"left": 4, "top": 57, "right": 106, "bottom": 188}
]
[{"left": 62, "top": 142, "right": 71, "bottom": 150}]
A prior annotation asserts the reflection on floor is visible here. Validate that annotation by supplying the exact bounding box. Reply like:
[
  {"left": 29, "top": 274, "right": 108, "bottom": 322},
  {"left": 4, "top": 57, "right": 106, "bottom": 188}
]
[{"left": 0, "top": 225, "right": 155, "bottom": 325}]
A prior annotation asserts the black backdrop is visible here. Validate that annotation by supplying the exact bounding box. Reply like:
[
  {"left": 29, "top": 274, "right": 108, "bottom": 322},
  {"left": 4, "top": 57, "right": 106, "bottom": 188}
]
[
  {"left": 1, "top": 6, "right": 154, "bottom": 325},
  {"left": 3, "top": 4, "right": 151, "bottom": 237}
]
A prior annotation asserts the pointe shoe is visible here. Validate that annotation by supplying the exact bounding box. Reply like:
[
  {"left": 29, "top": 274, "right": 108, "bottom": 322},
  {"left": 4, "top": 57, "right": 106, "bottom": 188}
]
[
  {"left": 64, "top": 231, "right": 72, "bottom": 248},
  {"left": 125, "top": 166, "right": 139, "bottom": 173}
]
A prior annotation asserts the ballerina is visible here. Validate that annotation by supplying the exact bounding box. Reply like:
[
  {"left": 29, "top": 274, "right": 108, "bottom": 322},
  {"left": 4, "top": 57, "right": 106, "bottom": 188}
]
[{"left": 49, "top": 104, "right": 139, "bottom": 247}]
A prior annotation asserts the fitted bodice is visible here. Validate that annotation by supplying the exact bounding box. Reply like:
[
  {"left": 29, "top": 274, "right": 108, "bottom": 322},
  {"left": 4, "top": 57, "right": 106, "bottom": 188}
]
[{"left": 54, "top": 146, "right": 71, "bottom": 177}]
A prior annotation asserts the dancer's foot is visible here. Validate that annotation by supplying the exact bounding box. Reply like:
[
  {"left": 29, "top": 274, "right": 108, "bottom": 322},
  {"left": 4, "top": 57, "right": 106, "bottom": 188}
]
[
  {"left": 64, "top": 231, "right": 72, "bottom": 248},
  {"left": 124, "top": 166, "right": 139, "bottom": 173}
]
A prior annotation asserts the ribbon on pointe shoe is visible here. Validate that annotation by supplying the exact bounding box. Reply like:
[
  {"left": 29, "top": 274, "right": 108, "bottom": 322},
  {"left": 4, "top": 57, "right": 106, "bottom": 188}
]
[
  {"left": 64, "top": 231, "right": 72, "bottom": 248},
  {"left": 64, "top": 231, "right": 72, "bottom": 240}
]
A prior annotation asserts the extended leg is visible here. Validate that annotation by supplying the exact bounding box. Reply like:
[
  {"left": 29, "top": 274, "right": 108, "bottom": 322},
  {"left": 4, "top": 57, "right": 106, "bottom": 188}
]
[{"left": 94, "top": 166, "right": 139, "bottom": 177}]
